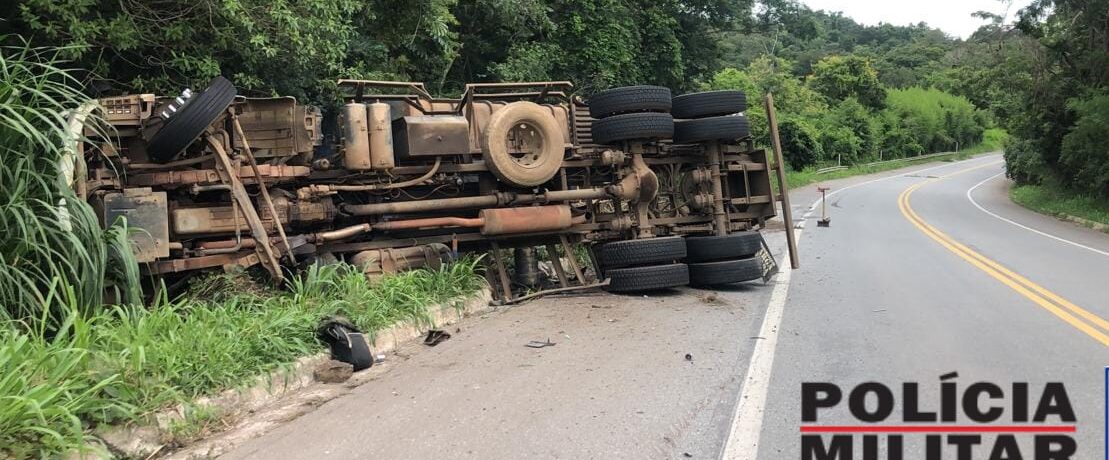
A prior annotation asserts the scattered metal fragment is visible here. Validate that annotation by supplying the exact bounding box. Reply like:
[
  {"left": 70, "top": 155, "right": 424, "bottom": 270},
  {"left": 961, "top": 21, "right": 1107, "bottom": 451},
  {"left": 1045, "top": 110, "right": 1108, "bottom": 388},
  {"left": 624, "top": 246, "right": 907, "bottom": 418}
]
[{"left": 526, "top": 339, "right": 556, "bottom": 349}]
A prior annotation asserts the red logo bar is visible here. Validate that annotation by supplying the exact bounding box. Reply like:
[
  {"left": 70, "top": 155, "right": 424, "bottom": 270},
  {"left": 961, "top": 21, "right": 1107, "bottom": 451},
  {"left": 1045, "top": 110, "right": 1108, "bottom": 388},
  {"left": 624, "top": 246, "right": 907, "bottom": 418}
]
[{"left": 800, "top": 426, "right": 1077, "bottom": 433}]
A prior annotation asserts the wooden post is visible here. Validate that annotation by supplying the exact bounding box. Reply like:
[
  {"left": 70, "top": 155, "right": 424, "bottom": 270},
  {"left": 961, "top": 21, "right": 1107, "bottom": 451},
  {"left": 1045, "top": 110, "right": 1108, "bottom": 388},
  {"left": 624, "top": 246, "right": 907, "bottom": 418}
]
[{"left": 765, "top": 93, "right": 800, "bottom": 269}]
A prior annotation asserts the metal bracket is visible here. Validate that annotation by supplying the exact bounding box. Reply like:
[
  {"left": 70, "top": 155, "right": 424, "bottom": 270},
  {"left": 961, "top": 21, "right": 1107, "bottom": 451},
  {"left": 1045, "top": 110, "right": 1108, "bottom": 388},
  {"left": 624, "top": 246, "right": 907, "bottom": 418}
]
[{"left": 206, "top": 135, "right": 284, "bottom": 282}]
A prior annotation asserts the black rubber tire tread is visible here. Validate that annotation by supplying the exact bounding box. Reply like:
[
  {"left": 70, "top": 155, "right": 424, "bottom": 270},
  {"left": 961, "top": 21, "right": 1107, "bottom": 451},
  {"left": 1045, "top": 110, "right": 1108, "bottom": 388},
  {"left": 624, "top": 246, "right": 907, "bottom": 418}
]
[
  {"left": 672, "top": 91, "right": 748, "bottom": 119},
  {"left": 685, "top": 232, "right": 764, "bottom": 263},
  {"left": 673, "top": 115, "right": 750, "bottom": 143},
  {"left": 688, "top": 257, "right": 762, "bottom": 286},
  {"left": 591, "top": 112, "right": 674, "bottom": 145},
  {"left": 606, "top": 263, "right": 690, "bottom": 292},
  {"left": 599, "top": 236, "right": 687, "bottom": 269},
  {"left": 147, "top": 76, "right": 237, "bottom": 162},
  {"left": 588, "top": 85, "right": 672, "bottom": 119}
]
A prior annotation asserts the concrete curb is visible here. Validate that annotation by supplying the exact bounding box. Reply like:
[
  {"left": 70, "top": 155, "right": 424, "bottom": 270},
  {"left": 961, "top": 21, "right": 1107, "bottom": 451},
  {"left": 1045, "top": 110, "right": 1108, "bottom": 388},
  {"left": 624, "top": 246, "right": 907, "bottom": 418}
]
[
  {"left": 95, "top": 287, "right": 494, "bottom": 459},
  {"left": 1059, "top": 213, "right": 1109, "bottom": 232}
]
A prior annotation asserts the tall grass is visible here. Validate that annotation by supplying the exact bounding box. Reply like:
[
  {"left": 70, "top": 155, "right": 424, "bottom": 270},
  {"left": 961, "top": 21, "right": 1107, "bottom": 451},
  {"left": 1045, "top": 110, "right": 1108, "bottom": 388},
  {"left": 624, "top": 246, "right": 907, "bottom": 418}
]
[
  {"left": 0, "top": 39, "right": 139, "bottom": 329},
  {"left": 1, "top": 260, "right": 485, "bottom": 457}
]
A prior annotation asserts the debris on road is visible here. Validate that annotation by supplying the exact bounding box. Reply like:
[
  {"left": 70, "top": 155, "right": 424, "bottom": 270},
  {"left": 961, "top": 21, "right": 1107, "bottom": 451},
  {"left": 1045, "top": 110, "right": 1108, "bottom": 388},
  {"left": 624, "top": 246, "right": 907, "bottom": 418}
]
[
  {"left": 424, "top": 329, "right": 452, "bottom": 346},
  {"left": 317, "top": 316, "right": 374, "bottom": 371},
  {"left": 698, "top": 292, "right": 723, "bottom": 304},
  {"left": 526, "top": 339, "right": 556, "bottom": 349},
  {"left": 313, "top": 360, "right": 354, "bottom": 384}
]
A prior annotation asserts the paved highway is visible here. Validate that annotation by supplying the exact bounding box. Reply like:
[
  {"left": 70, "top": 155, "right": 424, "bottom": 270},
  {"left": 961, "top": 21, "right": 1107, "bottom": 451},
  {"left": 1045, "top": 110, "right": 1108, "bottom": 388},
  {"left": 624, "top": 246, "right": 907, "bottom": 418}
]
[
  {"left": 210, "top": 153, "right": 1107, "bottom": 459},
  {"left": 748, "top": 153, "right": 1108, "bottom": 459}
]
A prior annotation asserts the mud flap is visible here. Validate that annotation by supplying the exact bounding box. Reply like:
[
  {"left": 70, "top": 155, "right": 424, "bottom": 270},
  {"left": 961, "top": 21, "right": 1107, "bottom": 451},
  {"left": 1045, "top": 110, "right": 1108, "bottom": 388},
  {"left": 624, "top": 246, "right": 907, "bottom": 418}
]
[{"left": 757, "top": 237, "right": 779, "bottom": 283}]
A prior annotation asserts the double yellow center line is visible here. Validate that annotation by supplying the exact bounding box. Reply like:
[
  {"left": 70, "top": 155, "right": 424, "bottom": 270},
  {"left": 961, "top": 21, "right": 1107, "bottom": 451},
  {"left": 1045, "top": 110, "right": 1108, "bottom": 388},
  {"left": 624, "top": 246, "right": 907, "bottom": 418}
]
[{"left": 898, "top": 161, "right": 1109, "bottom": 347}]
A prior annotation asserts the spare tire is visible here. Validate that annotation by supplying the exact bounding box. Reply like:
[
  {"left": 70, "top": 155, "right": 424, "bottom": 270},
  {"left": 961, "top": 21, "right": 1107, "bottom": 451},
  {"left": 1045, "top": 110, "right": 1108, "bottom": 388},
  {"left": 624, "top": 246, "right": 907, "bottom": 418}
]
[
  {"left": 685, "top": 232, "right": 764, "bottom": 263},
  {"left": 588, "top": 86, "right": 671, "bottom": 119},
  {"left": 673, "top": 115, "right": 750, "bottom": 143},
  {"left": 147, "top": 76, "right": 237, "bottom": 162},
  {"left": 688, "top": 258, "right": 763, "bottom": 286},
  {"left": 672, "top": 91, "right": 747, "bottom": 119},
  {"left": 591, "top": 112, "right": 674, "bottom": 145},
  {"left": 606, "top": 263, "right": 690, "bottom": 292},
  {"left": 481, "top": 101, "right": 565, "bottom": 188},
  {"left": 599, "top": 236, "right": 686, "bottom": 269}
]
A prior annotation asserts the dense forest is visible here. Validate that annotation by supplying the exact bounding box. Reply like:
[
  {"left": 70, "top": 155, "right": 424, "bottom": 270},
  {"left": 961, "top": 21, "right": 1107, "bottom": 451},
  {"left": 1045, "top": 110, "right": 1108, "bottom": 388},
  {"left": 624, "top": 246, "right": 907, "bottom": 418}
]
[{"left": 1, "top": 0, "right": 1104, "bottom": 192}]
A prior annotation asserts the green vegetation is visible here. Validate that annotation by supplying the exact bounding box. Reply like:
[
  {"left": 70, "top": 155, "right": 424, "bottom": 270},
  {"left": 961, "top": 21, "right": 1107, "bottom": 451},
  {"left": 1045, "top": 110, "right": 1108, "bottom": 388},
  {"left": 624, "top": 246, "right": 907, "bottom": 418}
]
[
  {"left": 941, "top": 0, "right": 1109, "bottom": 201},
  {"left": 4, "top": 0, "right": 751, "bottom": 97},
  {"left": 1, "top": 261, "right": 484, "bottom": 457},
  {"left": 1010, "top": 184, "right": 1109, "bottom": 230},
  {"left": 0, "top": 41, "right": 139, "bottom": 330},
  {"left": 783, "top": 128, "right": 1007, "bottom": 190}
]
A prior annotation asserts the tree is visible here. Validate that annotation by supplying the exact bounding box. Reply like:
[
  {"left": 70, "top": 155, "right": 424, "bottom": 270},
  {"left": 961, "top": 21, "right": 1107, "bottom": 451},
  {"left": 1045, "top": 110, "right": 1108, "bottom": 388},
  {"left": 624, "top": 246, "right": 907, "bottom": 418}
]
[
  {"left": 10, "top": 0, "right": 368, "bottom": 100},
  {"left": 807, "top": 54, "right": 886, "bottom": 109},
  {"left": 778, "top": 117, "right": 824, "bottom": 170}
]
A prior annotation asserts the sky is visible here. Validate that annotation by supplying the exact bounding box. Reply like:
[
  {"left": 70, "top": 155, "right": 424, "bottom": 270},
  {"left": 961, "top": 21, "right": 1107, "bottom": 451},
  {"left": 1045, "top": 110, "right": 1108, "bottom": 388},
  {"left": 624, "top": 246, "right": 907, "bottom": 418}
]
[{"left": 799, "top": 0, "right": 1034, "bottom": 38}]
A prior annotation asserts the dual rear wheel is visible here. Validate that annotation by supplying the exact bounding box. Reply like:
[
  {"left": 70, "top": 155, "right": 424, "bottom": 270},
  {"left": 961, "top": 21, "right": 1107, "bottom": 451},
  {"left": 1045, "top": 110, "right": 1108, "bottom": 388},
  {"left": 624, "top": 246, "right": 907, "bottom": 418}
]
[{"left": 597, "top": 232, "right": 766, "bottom": 293}]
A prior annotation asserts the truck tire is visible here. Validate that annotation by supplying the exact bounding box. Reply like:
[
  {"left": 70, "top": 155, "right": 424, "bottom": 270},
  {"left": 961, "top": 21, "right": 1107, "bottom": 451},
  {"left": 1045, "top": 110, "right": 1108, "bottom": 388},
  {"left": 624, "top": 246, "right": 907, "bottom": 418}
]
[
  {"left": 606, "top": 263, "right": 689, "bottom": 292},
  {"left": 672, "top": 91, "right": 747, "bottom": 119},
  {"left": 688, "top": 257, "right": 762, "bottom": 286},
  {"left": 673, "top": 115, "right": 750, "bottom": 144},
  {"left": 685, "top": 232, "right": 763, "bottom": 262},
  {"left": 591, "top": 112, "right": 674, "bottom": 145},
  {"left": 482, "top": 101, "right": 565, "bottom": 188},
  {"left": 147, "top": 76, "right": 237, "bottom": 162},
  {"left": 599, "top": 236, "right": 687, "bottom": 269},
  {"left": 588, "top": 85, "right": 672, "bottom": 119}
]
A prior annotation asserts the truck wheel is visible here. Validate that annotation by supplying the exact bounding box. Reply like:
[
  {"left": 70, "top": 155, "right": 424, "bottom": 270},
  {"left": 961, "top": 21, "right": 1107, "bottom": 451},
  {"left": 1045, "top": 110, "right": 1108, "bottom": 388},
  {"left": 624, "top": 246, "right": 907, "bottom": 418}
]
[
  {"left": 599, "top": 236, "right": 686, "bottom": 269},
  {"left": 685, "top": 232, "right": 763, "bottom": 262},
  {"left": 147, "top": 76, "right": 237, "bottom": 162},
  {"left": 673, "top": 115, "right": 750, "bottom": 144},
  {"left": 588, "top": 85, "right": 672, "bottom": 119},
  {"left": 688, "top": 257, "right": 762, "bottom": 286},
  {"left": 606, "top": 263, "right": 689, "bottom": 292},
  {"left": 591, "top": 112, "right": 674, "bottom": 145},
  {"left": 482, "top": 101, "right": 565, "bottom": 188},
  {"left": 672, "top": 91, "right": 747, "bottom": 119}
]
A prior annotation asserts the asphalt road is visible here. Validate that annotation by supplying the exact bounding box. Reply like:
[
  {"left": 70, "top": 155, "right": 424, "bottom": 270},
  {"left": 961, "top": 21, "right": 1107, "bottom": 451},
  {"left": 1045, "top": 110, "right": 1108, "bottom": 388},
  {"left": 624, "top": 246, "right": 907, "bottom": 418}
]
[
  {"left": 754, "top": 153, "right": 1108, "bottom": 459},
  {"left": 214, "top": 153, "right": 1108, "bottom": 459},
  {"left": 218, "top": 273, "right": 778, "bottom": 459}
]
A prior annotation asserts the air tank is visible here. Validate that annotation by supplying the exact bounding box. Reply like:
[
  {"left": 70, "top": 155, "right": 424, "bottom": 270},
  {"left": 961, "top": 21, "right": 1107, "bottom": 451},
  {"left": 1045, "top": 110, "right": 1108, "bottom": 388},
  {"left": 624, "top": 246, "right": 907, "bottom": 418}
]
[
  {"left": 341, "top": 102, "right": 372, "bottom": 171},
  {"left": 367, "top": 102, "right": 395, "bottom": 170}
]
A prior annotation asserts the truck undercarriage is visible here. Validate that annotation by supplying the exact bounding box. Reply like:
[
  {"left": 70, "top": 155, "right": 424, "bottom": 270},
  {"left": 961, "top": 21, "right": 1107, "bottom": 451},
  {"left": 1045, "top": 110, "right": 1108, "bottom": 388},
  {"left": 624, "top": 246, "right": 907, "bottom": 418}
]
[{"left": 81, "top": 79, "right": 778, "bottom": 301}]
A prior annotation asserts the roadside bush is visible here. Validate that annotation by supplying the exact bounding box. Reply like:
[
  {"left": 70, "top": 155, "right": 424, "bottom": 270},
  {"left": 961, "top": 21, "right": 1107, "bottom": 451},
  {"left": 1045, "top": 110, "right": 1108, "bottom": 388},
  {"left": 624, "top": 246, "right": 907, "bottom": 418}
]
[
  {"left": 779, "top": 117, "right": 824, "bottom": 170},
  {"left": 1060, "top": 93, "right": 1109, "bottom": 197},
  {"left": 1003, "top": 137, "right": 1048, "bottom": 185},
  {"left": 884, "top": 87, "right": 984, "bottom": 154}
]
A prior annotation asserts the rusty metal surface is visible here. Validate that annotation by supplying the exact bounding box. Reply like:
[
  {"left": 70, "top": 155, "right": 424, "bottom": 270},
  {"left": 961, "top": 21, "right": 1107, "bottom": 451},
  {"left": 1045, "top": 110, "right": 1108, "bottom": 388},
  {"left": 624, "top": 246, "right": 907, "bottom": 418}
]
[
  {"left": 103, "top": 188, "right": 169, "bottom": 263},
  {"left": 392, "top": 115, "right": 470, "bottom": 158},
  {"left": 129, "top": 164, "right": 309, "bottom": 187},
  {"left": 479, "top": 205, "right": 572, "bottom": 236},
  {"left": 233, "top": 97, "right": 320, "bottom": 159},
  {"left": 85, "top": 79, "right": 778, "bottom": 283}
]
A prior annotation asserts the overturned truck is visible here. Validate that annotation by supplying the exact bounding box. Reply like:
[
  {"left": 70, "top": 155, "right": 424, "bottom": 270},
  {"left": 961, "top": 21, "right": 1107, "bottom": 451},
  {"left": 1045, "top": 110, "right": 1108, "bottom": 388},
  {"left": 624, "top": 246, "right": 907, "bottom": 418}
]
[{"left": 82, "top": 79, "right": 777, "bottom": 299}]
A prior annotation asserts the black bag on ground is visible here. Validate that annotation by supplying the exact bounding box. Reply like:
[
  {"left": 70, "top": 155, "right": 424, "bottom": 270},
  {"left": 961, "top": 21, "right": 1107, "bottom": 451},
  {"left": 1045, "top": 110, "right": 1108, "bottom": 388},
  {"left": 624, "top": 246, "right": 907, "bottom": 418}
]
[{"left": 316, "top": 317, "right": 374, "bottom": 371}]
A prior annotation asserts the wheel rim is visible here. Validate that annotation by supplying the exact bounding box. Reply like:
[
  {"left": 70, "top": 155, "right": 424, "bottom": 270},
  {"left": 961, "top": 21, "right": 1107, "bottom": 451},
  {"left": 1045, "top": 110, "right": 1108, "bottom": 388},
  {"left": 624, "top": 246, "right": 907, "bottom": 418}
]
[{"left": 505, "top": 121, "right": 547, "bottom": 169}]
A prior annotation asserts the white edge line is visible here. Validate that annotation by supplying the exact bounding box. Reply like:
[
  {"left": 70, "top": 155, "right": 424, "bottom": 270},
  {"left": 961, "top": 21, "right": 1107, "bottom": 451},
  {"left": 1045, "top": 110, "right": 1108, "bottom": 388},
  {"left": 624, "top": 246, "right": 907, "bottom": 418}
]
[
  {"left": 719, "top": 232, "right": 795, "bottom": 460},
  {"left": 967, "top": 172, "right": 1109, "bottom": 258},
  {"left": 719, "top": 154, "right": 996, "bottom": 460}
]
